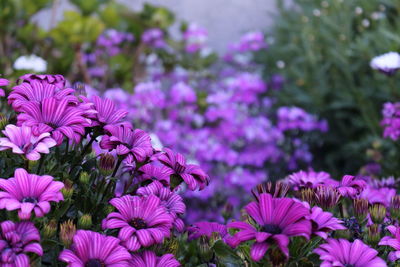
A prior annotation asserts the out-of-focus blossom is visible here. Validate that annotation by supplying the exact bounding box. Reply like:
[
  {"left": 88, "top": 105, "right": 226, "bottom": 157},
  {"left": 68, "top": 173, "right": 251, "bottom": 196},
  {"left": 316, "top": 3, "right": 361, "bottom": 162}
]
[
  {"left": 13, "top": 54, "right": 47, "bottom": 72},
  {"left": 287, "top": 169, "right": 334, "bottom": 190},
  {"left": 381, "top": 102, "right": 400, "bottom": 140},
  {"left": 187, "top": 221, "right": 228, "bottom": 240},
  {"left": 277, "top": 106, "right": 328, "bottom": 132},
  {"left": 142, "top": 28, "right": 166, "bottom": 48},
  {"left": 370, "top": 52, "right": 400, "bottom": 75},
  {"left": 0, "top": 124, "right": 57, "bottom": 160},
  {"left": 183, "top": 23, "right": 208, "bottom": 53}
]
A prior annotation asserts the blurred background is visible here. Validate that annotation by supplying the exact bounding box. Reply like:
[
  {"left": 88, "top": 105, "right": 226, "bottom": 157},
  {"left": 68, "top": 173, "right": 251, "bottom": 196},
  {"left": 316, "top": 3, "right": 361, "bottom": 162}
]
[{"left": 1, "top": 0, "right": 400, "bottom": 222}]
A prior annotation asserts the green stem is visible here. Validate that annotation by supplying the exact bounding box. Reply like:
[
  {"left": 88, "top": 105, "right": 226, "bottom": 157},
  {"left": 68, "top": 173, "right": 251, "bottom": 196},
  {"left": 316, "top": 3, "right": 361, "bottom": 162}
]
[{"left": 37, "top": 155, "right": 45, "bottom": 174}]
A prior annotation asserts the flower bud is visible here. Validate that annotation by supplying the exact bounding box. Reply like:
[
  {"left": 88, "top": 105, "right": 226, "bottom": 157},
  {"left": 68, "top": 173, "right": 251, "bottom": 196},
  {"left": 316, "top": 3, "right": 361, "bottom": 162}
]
[
  {"left": 78, "top": 214, "right": 92, "bottom": 229},
  {"left": 300, "top": 188, "right": 314, "bottom": 204},
  {"left": 252, "top": 181, "right": 290, "bottom": 199},
  {"left": 0, "top": 114, "right": 8, "bottom": 130},
  {"left": 314, "top": 186, "right": 341, "bottom": 210},
  {"left": 390, "top": 195, "right": 400, "bottom": 219},
  {"left": 79, "top": 172, "right": 90, "bottom": 184},
  {"left": 104, "top": 205, "right": 114, "bottom": 214},
  {"left": 73, "top": 82, "right": 86, "bottom": 96},
  {"left": 61, "top": 179, "right": 74, "bottom": 199},
  {"left": 369, "top": 204, "right": 386, "bottom": 224},
  {"left": 99, "top": 153, "right": 115, "bottom": 176},
  {"left": 353, "top": 198, "right": 369, "bottom": 222},
  {"left": 60, "top": 220, "right": 76, "bottom": 248},
  {"left": 43, "top": 220, "right": 57, "bottom": 238},
  {"left": 199, "top": 236, "right": 213, "bottom": 262},
  {"left": 164, "top": 238, "right": 179, "bottom": 255},
  {"left": 268, "top": 247, "right": 287, "bottom": 266},
  {"left": 366, "top": 224, "right": 380, "bottom": 245},
  {"left": 222, "top": 202, "right": 233, "bottom": 222}
]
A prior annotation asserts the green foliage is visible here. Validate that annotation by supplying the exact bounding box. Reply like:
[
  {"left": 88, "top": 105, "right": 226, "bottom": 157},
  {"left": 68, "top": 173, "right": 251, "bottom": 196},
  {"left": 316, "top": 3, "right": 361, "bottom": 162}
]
[{"left": 260, "top": 0, "right": 400, "bottom": 176}]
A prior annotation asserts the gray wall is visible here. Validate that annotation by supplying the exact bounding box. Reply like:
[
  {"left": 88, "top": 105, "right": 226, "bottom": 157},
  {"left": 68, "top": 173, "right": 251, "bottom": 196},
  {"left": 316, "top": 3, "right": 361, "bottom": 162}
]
[{"left": 37, "top": 0, "right": 277, "bottom": 53}]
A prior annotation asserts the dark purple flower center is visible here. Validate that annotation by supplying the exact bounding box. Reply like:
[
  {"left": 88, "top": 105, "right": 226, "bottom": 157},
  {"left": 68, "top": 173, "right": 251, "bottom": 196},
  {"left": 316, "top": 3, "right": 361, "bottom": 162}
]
[
  {"left": 174, "top": 162, "right": 186, "bottom": 174},
  {"left": 47, "top": 122, "right": 59, "bottom": 129},
  {"left": 22, "top": 197, "right": 37, "bottom": 204},
  {"left": 261, "top": 224, "right": 282, "bottom": 234},
  {"left": 130, "top": 218, "right": 147, "bottom": 229},
  {"left": 85, "top": 259, "right": 104, "bottom": 267}
]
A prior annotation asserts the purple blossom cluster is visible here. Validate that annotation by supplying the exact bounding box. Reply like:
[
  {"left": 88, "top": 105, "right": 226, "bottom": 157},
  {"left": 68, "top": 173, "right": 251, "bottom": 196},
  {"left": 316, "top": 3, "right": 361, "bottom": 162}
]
[{"left": 381, "top": 102, "right": 400, "bottom": 140}]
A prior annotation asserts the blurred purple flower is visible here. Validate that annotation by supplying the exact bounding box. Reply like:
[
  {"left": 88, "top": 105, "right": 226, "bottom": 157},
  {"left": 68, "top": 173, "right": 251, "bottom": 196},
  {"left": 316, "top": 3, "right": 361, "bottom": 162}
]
[{"left": 131, "top": 250, "right": 180, "bottom": 267}]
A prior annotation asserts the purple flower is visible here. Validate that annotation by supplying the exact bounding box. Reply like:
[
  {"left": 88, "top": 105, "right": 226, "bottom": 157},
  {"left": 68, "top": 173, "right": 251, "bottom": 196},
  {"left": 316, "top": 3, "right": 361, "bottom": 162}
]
[
  {"left": 308, "top": 207, "right": 346, "bottom": 239},
  {"left": 360, "top": 186, "right": 396, "bottom": 207},
  {"left": 0, "top": 78, "right": 9, "bottom": 97},
  {"left": 183, "top": 23, "right": 208, "bottom": 53},
  {"left": 237, "top": 31, "right": 267, "bottom": 52},
  {"left": 277, "top": 106, "right": 328, "bottom": 132},
  {"left": 336, "top": 175, "right": 366, "bottom": 199},
  {"left": 102, "top": 194, "right": 173, "bottom": 251},
  {"left": 131, "top": 250, "right": 180, "bottom": 267},
  {"left": 0, "top": 168, "right": 64, "bottom": 219},
  {"left": 100, "top": 124, "right": 153, "bottom": 162},
  {"left": 17, "top": 97, "right": 88, "bottom": 145},
  {"left": 0, "top": 125, "right": 57, "bottom": 160},
  {"left": 9, "top": 78, "right": 75, "bottom": 112},
  {"left": 17, "top": 74, "right": 66, "bottom": 88},
  {"left": 59, "top": 230, "right": 132, "bottom": 266},
  {"left": 379, "top": 225, "right": 400, "bottom": 261},
  {"left": 381, "top": 102, "right": 400, "bottom": 140},
  {"left": 287, "top": 169, "right": 334, "bottom": 190},
  {"left": 137, "top": 181, "right": 186, "bottom": 231},
  {"left": 137, "top": 164, "right": 173, "bottom": 185},
  {"left": 82, "top": 95, "right": 128, "bottom": 127},
  {"left": 170, "top": 82, "right": 197, "bottom": 104},
  {"left": 187, "top": 221, "right": 228, "bottom": 241},
  {"left": 157, "top": 148, "right": 210, "bottom": 191},
  {"left": 314, "top": 238, "right": 387, "bottom": 267},
  {"left": 0, "top": 221, "right": 43, "bottom": 266},
  {"left": 228, "top": 193, "right": 311, "bottom": 261},
  {"left": 142, "top": 28, "right": 166, "bottom": 49}
]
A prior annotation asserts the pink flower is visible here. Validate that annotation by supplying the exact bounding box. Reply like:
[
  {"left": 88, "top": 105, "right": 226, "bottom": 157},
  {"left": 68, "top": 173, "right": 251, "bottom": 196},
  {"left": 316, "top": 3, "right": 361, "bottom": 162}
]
[
  {"left": 379, "top": 225, "right": 400, "bottom": 261},
  {"left": 0, "top": 221, "right": 43, "bottom": 266},
  {"left": 336, "top": 175, "right": 366, "bottom": 199},
  {"left": 137, "top": 181, "right": 186, "bottom": 231},
  {"left": 59, "top": 230, "right": 132, "bottom": 266},
  {"left": 0, "top": 124, "right": 56, "bottom": 160},
  {"left": 360, "top": 186, "right": 396, "bottom": 207},
  {"left": 17, "top": 97, "right": 88, "bottom": 145},
  {"left": 9, "top": 79, "right": 75, "bottom": 112},
  {"left": 0, "top": 168, "right": 64, "bottom": 219},
  {"left": 17, "top": 74, "right": 66, "bottom": 89},
  {"left": 0, "top": 78, "right": 9, "bottom": 97},
  {"left": 157, "top": 148, "right": 210, "bottom": 191},
  {"left": 308, "top": 206, "right": 346, "bottom": 239},
  {"left": 314, "top": 238, "right": 387, "bottom": 267},
  {"left": 102, "top": 194, "right": 173, "bottom": 251},
  {"left": 137, "top": 164, "right": 173, "bottom": 185},
  {"left": 287, "top": 169, "right": 334, "bottom": 190},
  {"left": 100, "top": 124, "right": 153, "bottom": 162},
  {"left": 188, "top": 221, "right": 228, "bottom": 241},
  {"left": 228, "top": 193, "right": 311, "bottom": 261},
  {"left": 131, "top": 250, "right": 180, "bottom": 267}
]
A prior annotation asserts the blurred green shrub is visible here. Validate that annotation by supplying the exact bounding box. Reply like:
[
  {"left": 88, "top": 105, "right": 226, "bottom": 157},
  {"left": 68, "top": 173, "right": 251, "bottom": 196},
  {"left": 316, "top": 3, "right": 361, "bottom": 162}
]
[{"left": 260, "top": 0, "right": 400, "bottom": 176}]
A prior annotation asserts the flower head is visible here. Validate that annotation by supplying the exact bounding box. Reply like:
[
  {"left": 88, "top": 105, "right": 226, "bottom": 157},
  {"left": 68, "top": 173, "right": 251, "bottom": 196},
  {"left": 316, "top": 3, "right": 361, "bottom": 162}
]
[
  {"left": 17, "top": 97, "right": 88, "bottom": 145},
  {"left": 59, "top": 230, "right": 132, "bottom": 266},
  {"left": 188, "top": 221, "right": 228, "bottom": 241},
  {"left": 137, "top": 181, "right": 186, "bottom": 231},
  {"left": 131, "top": 250, "right": 180, "bottom": 267},
  {"left": 0, "top": 124, "right": 57, "bottom": 160},
  {"left": 228, "top": 193, "right": 311, "bottom": 261},
  {"left": 308, "top": 206, "right": 346, "bottom": 239},
  {"left": 314, "top": 238, "right": 387, "bottom": 267},
  {"left": 0, "top": 168, "right": 64, "bottom": 219},
  {"left": 100, "top": 124, "right": 153, "bottom": 162},
  {"left": 157, "top": 148, "right": 210, "bottom": 191},
  {"left": 287, "top": 169, "right": 333, "bottom": 190},
  {"left": 370, "top": 52, "right": 400, "bottom": 75},
  {"left": 336, "top": 175, "right": 366, "bottom": 199},
  {"left": 17, "top": 74, "right": 66, "bottom": 89},
  {"left": 379, "top": 225, "right": 400, "bottom": 261},
  {"left": 137, "top": 164, "right": 172, "bottom": 186},
  {"left": 102, "top": 194, "right": 173, "bottom": 251},
  {"left": 0, "top": 221, "right": 43, "bottom": 266}
]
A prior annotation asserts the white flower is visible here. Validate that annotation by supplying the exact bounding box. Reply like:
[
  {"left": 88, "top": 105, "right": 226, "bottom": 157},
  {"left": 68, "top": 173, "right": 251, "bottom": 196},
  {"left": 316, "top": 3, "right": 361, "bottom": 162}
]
[
  {"left": 149, "top": 133, "right": 163, "bottom": 150},
  {"left": 370, "top": 52, "right": 400, "bottom": 75},
  {"left": 13, "top": 54, "right": 47, "bottom": 72}
]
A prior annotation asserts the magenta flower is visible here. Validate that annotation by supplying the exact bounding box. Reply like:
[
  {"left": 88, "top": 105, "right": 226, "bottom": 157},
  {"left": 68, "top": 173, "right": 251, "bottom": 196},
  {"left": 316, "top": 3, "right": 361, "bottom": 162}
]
[
  {"left": 360, "top": 186, "right": 396, "bottom": 207},
  {"left": 0, "top": 78, "right": 9, "bottom": 97},
  {"left": 137, "top": 181, "right": 186, "bottom": 231},
  {"left": 17, "top": 97, "right": 87, "bottom": 145},
  {"left": 379, "top": 225, "right": 400, "bottom": 261},
  {"left": 102, "top": 194, "right": 173, "bottom": 251},
  {"left": 131, "top": 250, "right": 180, "bottom": 267},
  {"left": 308, "top": 206, "right": 346, "bottom": 239},
  {"left": 137, "top": 164, "right": 173, "bottom": 186},
  {"left": 314, "top": 238, "right": 387, "bottom": 267},
  {"left": 187, "top": 221, "right": 228, "bottom": 241},
  {"left": 17, "top": 74, "right": 66, "bottom": 89},
  {"left": 59, "top": 230, "right": 132, "bottom": 266},
  {"left": 0, "top": 125, "right": 57, "bottom": 160},
  {"left": 100, "top": 124, "right": 153, "bottom": 162},
  {"left": 287, "top": 169, "right": 334, "bottom": 190},
  {"left": 9, "top": 79, "right": 75, "bottom": 112},
  {"left": 157, "top": 148, "right": 210, "bottom": 191},
  {"left": 228, "top": 193, "right": 311, "bottom": 261},
  {"left": 81, "top": 95, "right": 128, "bottom": 127},
  {"left": 0, "top": 168, "right": 64, "bottom": 220},
  {"left": 336, "top": 175, "right": 366, "bottom": 199},
  {"left": 0, "top": 221, "right": 43, "bottom": 266}
]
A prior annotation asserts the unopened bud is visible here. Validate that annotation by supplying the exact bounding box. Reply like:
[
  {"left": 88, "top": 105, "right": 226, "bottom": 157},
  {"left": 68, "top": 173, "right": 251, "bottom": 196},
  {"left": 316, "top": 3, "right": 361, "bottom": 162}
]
[
  {"left": 99, "top": 153, "right": 115, "bottom": 176},
  {"left": 61, "top": 179, "right": 74, "bottom": 199},
  {"left": 60, "top": 220, "right": 76, "bottom": 247},
  {"left": 199, "top": 236, "right": 213, "bottom": 262},
  {"left": 300, "top": 188, "right": 314, "bottom": 204},
  {"left": 73, "top": 82, "right": 86, "bottom": 96},
  {"left": 314, "top": 186, "right": 341, "bottom": 210},
  {"left": 369, "top": 204, "right": 386, "bottom": 224},
  {"left": 252, "top": 181, "right": 290, "bottom": 199},
  {"left": 353, "top": 198, "right": 369, "bottom": 223},
  {"left": 43, "top": 220, "right": 57, "bottom": 238},
  {"left": 222, "top": 202, "right": 233, "bottom": 222},
  {"left": 78, "top": 214, "right": 92, "bottom": 229},
  {"left": 79, "top": 172, "right": 90, "bottom": 184},
  {"left": 391, "top": 195, "right": 400, "bottom": 219},
  {"left": 366, "top": 224, "right": 380, "bottom": 245},
  {"left": 268, "top": 247, "right": 287, "bottom": 266},
  {"left": 0, "top": 114, "right": 8, "bottom": 130}
]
